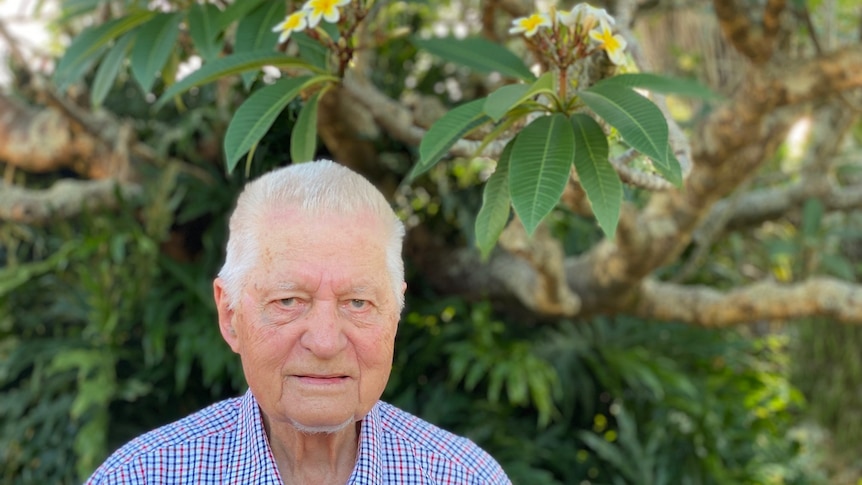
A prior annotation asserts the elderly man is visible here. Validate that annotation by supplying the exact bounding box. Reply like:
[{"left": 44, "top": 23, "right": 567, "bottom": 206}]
[{"left": 86, "top": 160, "right": 511, "bottom": 484}]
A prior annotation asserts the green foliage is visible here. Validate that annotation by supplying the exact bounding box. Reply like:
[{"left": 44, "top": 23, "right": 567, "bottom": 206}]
[
  {"left": 570, "top": 113, "right": 620, "bottom": 238},
  {"left": 53, "top": 9, "right": 157, "bottom": 91},
  {"left": 410, "top": 36, "right": 537, "bottom": 81},
  {"left": 0, "top": 165, "right": 252, "bottom": 483},
  {"left": 475, "top": 147, "right": 513, "bottom": 259},
  {"left": 129, "top": 12, "right": 183, "bottom": 93},
  {"left": 51, "top": 0, "right": 709, "bottom": 248},
  {"left": 155, "top": 51, "right": 326, "bottom": 109},
  {"left": 1, "top": 199, "right": 162, "bottom": 482},
  {"left": 550, "top": 320, "right": 821, "bottom": 484},
  {"left": 236, "top": 2, "right": 286, "bottom": 88},
  {"left": 601, "top": 72, "right": 723, "bottom": 101},
  {"left": 412, "top": 98, "right": 492, "bottom": 180},
  {"left": 90, "top": 33, "right": 133, "bottom": 107},
  {"left": 509, "top": 113, "right": 575, "bottom": 235},
  {"left": 187, "top": 3, "right": 223, "bottom": 62},
  {"left": 291, "top": 90, "right": 325, "bottom": 163},
  {"left": 580, "top": 80, "right": 681, "bottom": 186},
  {"left": 223, "top": 75, "right": 324, "bottom": 172},
  {"left": 386, "top": 294, "right": 825, "bottom": 485}
]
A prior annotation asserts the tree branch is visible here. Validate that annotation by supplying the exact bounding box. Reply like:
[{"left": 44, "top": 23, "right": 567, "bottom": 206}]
[
  {"left": 633, "top": 277, "right": 862, "bottom": 327},
  {"left": 0, "top": 179, "right": 142, "bottom": 224}
]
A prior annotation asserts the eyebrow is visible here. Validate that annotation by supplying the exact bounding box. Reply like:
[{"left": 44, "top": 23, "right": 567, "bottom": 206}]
[
  {"left": 272, "top": 281, "right": 378, "bottom": 296},
  {"left": 274, "top": 282, "right": 300, "bottom": 291}
]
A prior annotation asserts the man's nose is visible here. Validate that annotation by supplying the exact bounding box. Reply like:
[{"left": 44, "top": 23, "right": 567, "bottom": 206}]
[{"left": 299, "top": 301, "right": 348, "bottom": 358}]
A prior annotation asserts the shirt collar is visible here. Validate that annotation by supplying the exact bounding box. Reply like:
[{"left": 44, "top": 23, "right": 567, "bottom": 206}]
[
  {"left": 238, "top": 391, "right": 383, "bottom": 484},
  {"left": 349, "top": 402, "right": 383, "bottom": 483},
  {"left": 231, "top": 389, "right": 283, "bottom": 483}
]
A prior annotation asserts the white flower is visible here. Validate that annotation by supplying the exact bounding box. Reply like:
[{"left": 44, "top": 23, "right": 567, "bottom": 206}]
[
  {"left": 302, "top": 0, "right": 351, "bottom": 28},
  {"left": 589, "top": 22, "right": 628, "bottom": 65},
  {"left": 560, "top": 3, "right": 615, "bottom": 31},
  {"left": 272, "top": 11, "right": 308, "bottom": 43},
  {"left": 509, "top": 13, "right": 552, "bottom": 38}
]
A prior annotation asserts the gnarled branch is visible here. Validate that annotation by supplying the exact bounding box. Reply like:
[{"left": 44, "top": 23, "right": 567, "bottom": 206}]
[{"left": 633, "top": 277, "right": 862, "bottom": 327}]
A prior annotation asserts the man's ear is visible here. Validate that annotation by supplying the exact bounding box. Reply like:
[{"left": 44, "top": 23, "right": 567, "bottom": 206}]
[{"left": 213, "top": 278, "right": 240, "bottom": 353}]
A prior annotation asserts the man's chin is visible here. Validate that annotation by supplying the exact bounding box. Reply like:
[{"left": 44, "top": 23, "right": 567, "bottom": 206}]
[{"left": 289, "top": 416, "right": 355, "bottom": 435}]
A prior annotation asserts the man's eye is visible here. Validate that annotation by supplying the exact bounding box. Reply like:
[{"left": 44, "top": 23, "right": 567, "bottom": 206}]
[
  {"left": 348, "top": 299, "right": 368, "bottom": 310},
  {"left": 279, "top": 297, "right": 298, "bottom": 307}
]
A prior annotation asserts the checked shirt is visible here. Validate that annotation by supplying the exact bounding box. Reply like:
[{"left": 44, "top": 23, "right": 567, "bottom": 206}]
[{"left": 85, "top": 389, "right": 511, "bottom": 484}]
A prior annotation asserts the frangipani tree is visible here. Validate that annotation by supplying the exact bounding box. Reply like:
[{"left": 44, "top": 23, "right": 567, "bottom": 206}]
[{"left": 4, "top": 0, "right": 862, "bottom": 327}]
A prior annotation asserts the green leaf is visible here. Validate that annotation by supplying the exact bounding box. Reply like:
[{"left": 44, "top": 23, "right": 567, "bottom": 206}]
[
  {"left": 216, "top": 0, "right": 269, "bottom": 31},
  {"left": 235, "top": 1, "right": 286, "bottom": 89},
  {"left": 506, "top": 365, "right": 530, "bottom": 406},
  {"left": 509, "top": 114, "right": 575, "bottom": 236},
  {"left": 155, "top": 51, "right": 324, "bottom": 109},
  {"left": 487, "top": 361, "right": 509, "bottom": 403},
  {"left": 290, "top": 90, "right": 324, "bottom": 163},
  {"left": 475, "top": 145, "right": 513, "bottom": 259},
  {"left": 130, "top": 12, "right": 183, "bottom": 93},
  {"left": 224, "top": 76, "right": 328, "bottom": 172},
  {"left": 801, "top": 197, "right": 823, "bottom": 240},
  {"left": 578, "top": 432, "right": 634, "bottom": 478},
  {"left": 598, "top": 72, "right": 722, "bottom": 101},
  {"left": 483, "top": 72, "right": 555, "bottom": 122},
  {"left": 54, "top": 10, "right": 157, "bottom": 90},
  {"left": 90, "top": 32, "right": 133, "bottom": 107},
  {"left": 292, "top": 32, "right": 330, "bottom": 70},
  {"left": 570, "top": 113, "right": 621, "bottom": 239},
  {"left": 410, "top": 98, "right": 492, "bottom": 180},
  {"left": 0, "top": 243, "right": 75, "bottom": 297},
  {"left": 412, "top": 36, "right": 536, "bottom": 81},
  {"left": 188, "top": 2, "right": 223, "bottom": 62},
  {"left": 57, "top": 0, "right": 103, "bottom": 22},
  {"left": 463, "top": 358, "right": 489, "bottom": 391},
  {"left": 580, "top": 83, "right": 682, "bottom": 186}
]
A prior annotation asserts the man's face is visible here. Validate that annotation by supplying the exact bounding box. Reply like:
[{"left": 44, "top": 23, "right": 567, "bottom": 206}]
[{"left": 214, "top": 208, "right": 403, "bottom": 431}]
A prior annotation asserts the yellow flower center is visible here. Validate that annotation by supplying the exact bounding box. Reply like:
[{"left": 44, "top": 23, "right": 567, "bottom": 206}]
[
  {"left": 521, "top": 14, "right": 545, "bottom": 32},
  {"left": 284, "top": 12, "right": 304, "bottom": 30},
  {"left": 309, "top": 0, "right": 339, "bottom": 14},
  {"left": 597, "top": 28, "right": 620, "bottom": 52}
]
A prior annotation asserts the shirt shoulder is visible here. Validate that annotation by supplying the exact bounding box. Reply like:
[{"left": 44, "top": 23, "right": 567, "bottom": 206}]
[
  {"left": 85, "top": 397, "right": 244, "bottom": 484},
  {"left": 375, "top": 402, "right": 511, "bottom": 484}
]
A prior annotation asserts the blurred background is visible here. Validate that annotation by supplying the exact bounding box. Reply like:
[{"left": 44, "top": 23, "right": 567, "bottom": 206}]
[{"left": 2, "top": 0, "right": 862, "bottom": 483}]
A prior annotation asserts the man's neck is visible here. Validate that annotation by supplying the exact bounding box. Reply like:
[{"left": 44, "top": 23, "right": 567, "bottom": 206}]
[{"left": 265, "top": 418, "right": 360, "bottom": 485}]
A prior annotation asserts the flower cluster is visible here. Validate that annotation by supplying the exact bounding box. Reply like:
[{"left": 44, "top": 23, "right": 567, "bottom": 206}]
[
  {"left": 509, "top": 3, "right": 627, "bottom": 66},
  {"left": 272, "top": 0, "right": 351, "bottom": 43}
]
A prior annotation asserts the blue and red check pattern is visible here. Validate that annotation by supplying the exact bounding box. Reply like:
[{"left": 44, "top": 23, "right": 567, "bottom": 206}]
[{"left": 86, "top": 389, "right": 511, "bottom": 484}]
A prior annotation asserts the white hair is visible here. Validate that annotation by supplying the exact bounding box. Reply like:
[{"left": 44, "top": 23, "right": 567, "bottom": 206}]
[{"left": 218, "top": 160, "right": 406, "bottom": 310}]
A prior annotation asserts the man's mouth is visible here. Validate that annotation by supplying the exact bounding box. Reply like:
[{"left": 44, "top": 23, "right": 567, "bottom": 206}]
[{"left": 294, "top": 374, "right": 350, "bottom": 384}]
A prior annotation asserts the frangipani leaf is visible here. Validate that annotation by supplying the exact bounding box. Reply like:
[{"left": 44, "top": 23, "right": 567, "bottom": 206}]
[
  {"left": 475, "top": 146, "right": 514, "bottom": 260},
  {"left": 54, "top": 10, "right": 157, "bottom": 90},
  {"left": 290, "top": 89, "right": 325, "bottom": 163},
  {"left": 291, "top": 33, "right": 329, "bottom": 70},
  {"left": 90, "top": 32, "right": 133, "bottom": 107},
  {"left": 224, "top": 75, "right": 330, "bottom": 172},
  {"left": 188, "top": 2, "right": 223, "bottom": 62},
  {"left": 509, "top": 113, "right": 575, "bottom": 236},
  {"left": 597, "top": 73, "right": 722, "bottom": 101},
  {"left": 235, "top": 1, "right": 285, "bottom": 89},
  {"left": 484, "top": 72, "right": 555, "bottom": 122},
  {"left": 412, "top": 36, "right": 536, "bottom": 81},
  {"left": 130, "top": 12, "right": 183, "bottom": 93},
  {"left": 580, "top": 83, "right": 682, "bottom": 186},
  {"left": 216, "top": 0, "right": 268, "bottom": 31},
  {"left": 570, "top": 113, "right": 622, "bottom": 239},
  {"left": 411, "top": 98, "right": 491, "bottom": 180},
  {"left": 155, "top": 51, "right": 325, "bottom": 109}
]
